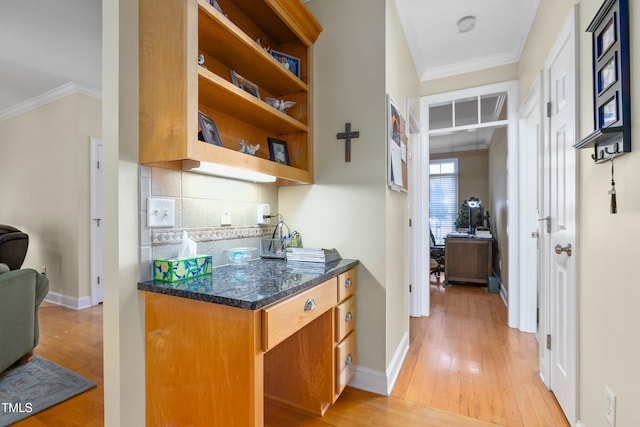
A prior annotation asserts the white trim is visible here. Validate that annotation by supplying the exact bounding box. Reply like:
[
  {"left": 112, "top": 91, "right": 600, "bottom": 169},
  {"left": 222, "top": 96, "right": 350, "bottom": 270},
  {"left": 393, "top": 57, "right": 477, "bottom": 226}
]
[
  {"left": 349, "top": 331, "right": 410, "bottom": 396},
  {"left": 423, "top": 54, "right": 519, "bottom": 81},
  {"left": 420, "top": 80, "right": 518, "bottom": 327},
  {"left": 517, "top": 73, "right": 543, "bottom": 334},
  {"left": 576, "top": 421, "right": 584, "bottom": 427},
  {"left": 0, "top": 82, "right": 102, "bottom": 122},
  {"left": 45, "top": 291, "right": 93, "bottom": 310}
]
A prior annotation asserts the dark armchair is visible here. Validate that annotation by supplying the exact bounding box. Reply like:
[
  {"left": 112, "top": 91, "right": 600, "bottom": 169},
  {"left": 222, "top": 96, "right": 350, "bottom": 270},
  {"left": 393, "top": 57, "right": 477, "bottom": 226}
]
[
  {"left": 0, "top": 225, "right": 29, "bottom": 270},
  {"left": 0, "top": 264, "right": 49, "bottom": 373}
]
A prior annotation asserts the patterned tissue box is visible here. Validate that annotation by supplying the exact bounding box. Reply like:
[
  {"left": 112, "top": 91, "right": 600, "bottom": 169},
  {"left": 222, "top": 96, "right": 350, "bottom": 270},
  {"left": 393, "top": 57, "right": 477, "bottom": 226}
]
[{"left": 153, "top": 256, "right": 213, "bottom": 282}]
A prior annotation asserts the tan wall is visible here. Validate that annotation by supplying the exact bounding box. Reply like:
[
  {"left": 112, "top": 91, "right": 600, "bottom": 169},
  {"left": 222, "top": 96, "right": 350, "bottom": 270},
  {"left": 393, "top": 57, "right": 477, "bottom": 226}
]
[
  {"left": 384, "top": 0, "right": 419, "bottom": 366},
  {"left": 487, "top": 129, "right": 508, "bottom": 289},
  {"left": 0, "top": 93, "right": 101, "bottom": 300},
  {"left": 281, "top": 0, "right": 388, "bottom": 374},
  {"left": 520, "top": 1, "right": 640, "bottom": 425},
  {"left": 420, "top": 63, "right": 518, "bottom": 98},
  {"left": 431, "top": 150, "right": 489, "bottom": 208}
]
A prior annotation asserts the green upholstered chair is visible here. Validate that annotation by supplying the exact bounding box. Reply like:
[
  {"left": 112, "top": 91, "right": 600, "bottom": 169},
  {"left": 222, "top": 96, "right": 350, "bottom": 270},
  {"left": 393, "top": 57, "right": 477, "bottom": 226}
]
[{"left": 0, "top": 263, "right": 49, "bottom": 373}]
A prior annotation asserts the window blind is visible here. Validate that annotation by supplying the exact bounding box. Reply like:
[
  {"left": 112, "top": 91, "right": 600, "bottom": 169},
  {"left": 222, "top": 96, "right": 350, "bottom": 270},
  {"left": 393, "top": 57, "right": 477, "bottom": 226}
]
[{"left": 429, "top": 174, "right": 458, "bottom": 245}]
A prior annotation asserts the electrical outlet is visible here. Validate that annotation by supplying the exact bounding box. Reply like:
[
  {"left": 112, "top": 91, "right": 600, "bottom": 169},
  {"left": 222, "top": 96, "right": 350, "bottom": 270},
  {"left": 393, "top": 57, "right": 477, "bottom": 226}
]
[
  {"left": 221, "top": 210, "right": 232, "bottom": 226},
  {"left": 605, "top": 385, "right": 616, "bottom": 426}
]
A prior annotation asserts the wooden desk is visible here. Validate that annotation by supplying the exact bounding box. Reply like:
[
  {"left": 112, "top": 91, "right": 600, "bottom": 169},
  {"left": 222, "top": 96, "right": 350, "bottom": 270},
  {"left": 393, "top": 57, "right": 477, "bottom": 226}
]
[
  {"left": 445, "top": 237, "right": 492, "bottom": 286},
  {"left": 142, "top": 265, "right": 357, "bottom": 426}
]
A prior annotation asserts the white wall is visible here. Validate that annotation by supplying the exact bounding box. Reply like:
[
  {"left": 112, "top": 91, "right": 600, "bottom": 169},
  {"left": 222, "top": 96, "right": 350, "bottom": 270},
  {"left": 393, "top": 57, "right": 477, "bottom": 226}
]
[{"left": 0, "top": 92, "right": 101, "bottom": 301}]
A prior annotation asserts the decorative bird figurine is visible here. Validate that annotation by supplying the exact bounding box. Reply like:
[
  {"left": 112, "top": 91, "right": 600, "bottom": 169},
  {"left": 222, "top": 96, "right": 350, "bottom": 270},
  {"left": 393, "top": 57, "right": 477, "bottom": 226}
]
[
  {"left": 264, "top": 97, "right": 296, "bottom": 113},
  {"left": 238, "top": 139, "right": 260, "bottom": 155}
]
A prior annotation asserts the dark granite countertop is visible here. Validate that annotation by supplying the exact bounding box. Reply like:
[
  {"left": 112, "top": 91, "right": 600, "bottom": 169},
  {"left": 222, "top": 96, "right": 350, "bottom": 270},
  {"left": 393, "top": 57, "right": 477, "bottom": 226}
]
[{"left": 138, "top": 258, "right": 359, "bottom": 310}]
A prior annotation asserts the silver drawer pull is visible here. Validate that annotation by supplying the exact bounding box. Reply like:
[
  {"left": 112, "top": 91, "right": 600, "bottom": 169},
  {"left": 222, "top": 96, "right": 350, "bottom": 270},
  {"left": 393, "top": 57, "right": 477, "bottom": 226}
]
[
  {"left": 304, "top": 298, "right": 317, "bottom": 311},
  {"left": 345, "top": 354, "right": 353, "bottom": 365},
  {"left": 345, "top": 312, "right": 353, "bottom": 322},
  {"left": 345, "top": 278, "right": 352, "bottom": 288}
]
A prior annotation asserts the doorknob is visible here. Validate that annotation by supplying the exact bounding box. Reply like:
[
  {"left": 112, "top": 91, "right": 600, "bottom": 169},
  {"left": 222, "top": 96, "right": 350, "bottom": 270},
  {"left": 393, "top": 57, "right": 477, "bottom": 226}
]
[
  {"left": 554, "top": 243, "right": 572, "bottom": 257},
  {"left": 538, "top": 216, "right": 551, "bottom": 233}
]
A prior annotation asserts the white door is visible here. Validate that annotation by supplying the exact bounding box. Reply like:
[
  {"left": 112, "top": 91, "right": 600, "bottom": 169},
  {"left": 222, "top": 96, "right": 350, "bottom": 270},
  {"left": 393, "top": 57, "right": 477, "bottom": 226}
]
[
  {"left": 90, "top": 137, "right": 104, "bottom": 305},
  {"left": 544, "top": 10, "right": 577, "bottom": 425}
]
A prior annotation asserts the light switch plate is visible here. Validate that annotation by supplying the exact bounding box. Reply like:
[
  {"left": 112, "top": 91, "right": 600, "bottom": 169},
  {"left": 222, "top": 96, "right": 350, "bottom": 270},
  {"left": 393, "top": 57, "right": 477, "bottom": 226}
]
[{"left": 147, "top": 198, "right": 175, "bottom": 228}]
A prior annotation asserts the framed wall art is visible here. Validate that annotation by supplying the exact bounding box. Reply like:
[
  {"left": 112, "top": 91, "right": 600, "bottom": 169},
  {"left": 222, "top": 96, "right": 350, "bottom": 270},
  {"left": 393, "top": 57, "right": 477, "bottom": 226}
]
[
  {"left": 387, "top": 95, "right": 408, "bottom": 192},
  {"left": 574, "top": 0, "right": 631, "bottom": 163}
]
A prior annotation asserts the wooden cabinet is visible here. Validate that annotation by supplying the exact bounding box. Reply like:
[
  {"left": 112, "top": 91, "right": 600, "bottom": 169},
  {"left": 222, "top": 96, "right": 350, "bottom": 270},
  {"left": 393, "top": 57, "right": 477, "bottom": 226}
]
[
  {"left": 445, "top": 238, "right": 492, "bottom": 286},
  {"left": 139, "top": 0, "right": 322, "bottom": 184},
  {"left": 144, "top": 267, "right": 357, "bottom": 426}
]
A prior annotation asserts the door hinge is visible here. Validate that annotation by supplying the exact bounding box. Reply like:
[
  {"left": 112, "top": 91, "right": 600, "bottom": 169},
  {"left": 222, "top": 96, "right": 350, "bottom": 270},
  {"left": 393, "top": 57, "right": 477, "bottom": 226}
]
[
  {"left": 97, "top": 276, "right": 101, "bottom": 285},
  {"left": 546, "top": 102, "right": 552, "bottom": 118},
  {"left": 409, "top": 284, "right": 412, "bottom": 293},
  {"left": 409, "top": 218, "right": 412, "bottom": 227},
  {"left": 546, "top": 334, "right": 551, "bottom": 350},
  {"left": 97, "top": 160, "right": 101, "bottom": 169}
]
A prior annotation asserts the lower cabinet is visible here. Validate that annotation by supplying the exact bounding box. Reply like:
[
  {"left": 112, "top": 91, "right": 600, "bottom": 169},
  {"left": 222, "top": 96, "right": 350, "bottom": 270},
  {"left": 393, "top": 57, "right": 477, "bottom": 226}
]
[{"left": 144, "top": 266, "right": 357, "bottom": 426}]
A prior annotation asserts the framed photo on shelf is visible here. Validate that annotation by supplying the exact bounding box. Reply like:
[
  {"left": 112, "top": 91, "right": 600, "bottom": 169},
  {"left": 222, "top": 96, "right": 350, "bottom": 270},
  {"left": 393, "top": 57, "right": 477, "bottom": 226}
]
[
  {"left": 270, "top": 50, "right": 300, "bottom": 78},
  {"left": 267, "top": 137, "right": 290, "bottom": 165},
  {"left": 198, "top": 111, "right": 223, "bottom": 146},
  {"left": 209, "top": 0, "right": 223, "bottom": 14},
  {"left": 599, "top": 95, "right": 618, "bottom": 128},
  {"left": 386, "top": 95, "right": 408, "bottom": 192},
  {"left": 597, "top": 17, "right": 616, "bottom": 57},
  {"left": 598, "top": 54, "right": 617, "bottom": 93},
  {"left": 230, "top": 70, "right": 261, "bottom": 99}
]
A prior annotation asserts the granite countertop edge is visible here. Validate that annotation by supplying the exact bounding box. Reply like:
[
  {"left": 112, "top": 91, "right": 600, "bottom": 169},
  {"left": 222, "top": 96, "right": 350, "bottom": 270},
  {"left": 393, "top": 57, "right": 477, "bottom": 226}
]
[{"left": 138, "top": 258, "right": 359, "bottom": 310}]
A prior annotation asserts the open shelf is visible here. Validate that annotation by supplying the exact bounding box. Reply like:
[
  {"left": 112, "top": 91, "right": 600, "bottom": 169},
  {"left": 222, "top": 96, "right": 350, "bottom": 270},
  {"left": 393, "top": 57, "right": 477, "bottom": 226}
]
[{"left": 198, "top": 68, "right": 307, "bottom": 134}]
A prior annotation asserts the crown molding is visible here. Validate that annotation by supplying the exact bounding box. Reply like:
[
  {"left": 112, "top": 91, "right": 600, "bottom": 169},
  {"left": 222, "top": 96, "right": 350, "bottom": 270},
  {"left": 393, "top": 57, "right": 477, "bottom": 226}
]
[
  {"left": 0, "top": 82, "right": 102, "bottom": 122},
  {"left": 422, "top": 53, "right": 518, "bottom": 81}
]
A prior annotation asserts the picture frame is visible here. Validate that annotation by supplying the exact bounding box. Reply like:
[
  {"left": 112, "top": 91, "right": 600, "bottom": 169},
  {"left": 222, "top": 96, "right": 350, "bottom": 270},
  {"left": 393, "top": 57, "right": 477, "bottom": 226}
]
[
  {"left": 597, "top": 17, "right": 616, "bottom": 57},
  {"left": 599, "top": 95, "right": 618, "bottom": 128},
  {"left": 386, "top": 95, "right": 408, "bottom": 192},
  {"left": 230, "top": 70, "right": 261, "bottom": 99},
  {"left": 209, "top": 0, "right": 223, "bottom": 14},
  {"left": 267, "top": 137, "right": 290, "bottom": 165},
  {"left": 598, "top": 54, "right": 617, "bottom": 94},
  {"left": 270, "top": 50, "right": 300, "bottom": 78},
  {"left": 198, "top": 111, "right": 223, "bottom": 146}
]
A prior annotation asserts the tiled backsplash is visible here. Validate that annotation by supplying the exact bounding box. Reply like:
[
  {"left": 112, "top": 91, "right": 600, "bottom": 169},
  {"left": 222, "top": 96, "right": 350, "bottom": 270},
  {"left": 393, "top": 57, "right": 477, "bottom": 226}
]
[{"left": 139, "top": 166, "right": 278, "bottom": 281}]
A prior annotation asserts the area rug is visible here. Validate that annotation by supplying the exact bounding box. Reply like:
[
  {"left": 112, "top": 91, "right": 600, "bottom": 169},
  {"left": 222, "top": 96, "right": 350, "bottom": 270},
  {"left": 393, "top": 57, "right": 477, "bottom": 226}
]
[{"left": 0, "top": 355, "right": 96, "bottom": 426}]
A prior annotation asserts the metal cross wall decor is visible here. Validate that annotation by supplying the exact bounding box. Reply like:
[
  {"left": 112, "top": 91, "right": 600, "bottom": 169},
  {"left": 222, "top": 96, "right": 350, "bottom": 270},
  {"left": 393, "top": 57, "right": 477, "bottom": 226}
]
[{"left": 336, "top": 122, "right": 360, "bottom": 162}]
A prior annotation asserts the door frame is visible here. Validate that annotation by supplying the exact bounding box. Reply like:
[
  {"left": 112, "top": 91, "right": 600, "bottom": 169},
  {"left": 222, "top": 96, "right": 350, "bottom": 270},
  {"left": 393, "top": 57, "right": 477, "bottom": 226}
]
[
  {"left": 407, "top": 99, "right": 425, "bottom": 317},
  {"left": 90, "top": 136, "right": 104, "bottom": 306},
  {"left": 517, "top": 74, "right": 543, "bottom": 335},
  {"left": 417, "top": 81, "right": 521, "bottom": 326}
]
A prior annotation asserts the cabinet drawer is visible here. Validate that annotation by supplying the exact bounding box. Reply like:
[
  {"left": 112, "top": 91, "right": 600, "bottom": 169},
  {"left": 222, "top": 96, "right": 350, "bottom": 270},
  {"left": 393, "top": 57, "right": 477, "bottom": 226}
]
[
  {"left": 263, "top": 278, "right": 337, "bottom": 351},
  {"left": 337, "top": 269, "right": 356, "bottom": 302},
  {"left": 335, "top": 331, "right": 356, "bottom": 397},
  {"left": 335, "top": 296, "right": 356, "bottom": 343}
]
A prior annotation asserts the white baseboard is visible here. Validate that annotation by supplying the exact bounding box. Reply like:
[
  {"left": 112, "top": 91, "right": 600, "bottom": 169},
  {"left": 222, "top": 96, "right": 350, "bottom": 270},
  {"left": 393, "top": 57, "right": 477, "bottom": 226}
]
[
  {"left": 349, "top": 331, "right": 410, "bottom": 396},
  {"left": 500, "top": 282, "right": 508, "bottom": 307},
  {"left": 576, "top": 420, "right": 583, "bottom": 427},
  {"left": 45, "top": 291, "right": 93, "bottom": 310}
]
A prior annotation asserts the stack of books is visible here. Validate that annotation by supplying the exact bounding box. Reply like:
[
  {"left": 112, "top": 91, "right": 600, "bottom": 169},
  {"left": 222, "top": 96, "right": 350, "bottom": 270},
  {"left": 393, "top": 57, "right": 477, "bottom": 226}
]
[{"left": 286, "top": 248, "right": 341, "bottom": 264}]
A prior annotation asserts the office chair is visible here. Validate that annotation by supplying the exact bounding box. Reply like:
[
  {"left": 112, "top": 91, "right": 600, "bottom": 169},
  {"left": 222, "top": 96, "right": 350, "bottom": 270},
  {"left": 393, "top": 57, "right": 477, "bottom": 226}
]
[{"left": 430, "top": 230, "right": 445, "bottom": 281}]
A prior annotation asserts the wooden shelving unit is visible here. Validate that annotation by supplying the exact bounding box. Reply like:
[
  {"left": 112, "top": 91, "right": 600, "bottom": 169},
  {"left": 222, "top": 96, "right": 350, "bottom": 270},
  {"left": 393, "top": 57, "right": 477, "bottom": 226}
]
[{"left": 139, "top": 0, "right": 321, "bottom": 184}]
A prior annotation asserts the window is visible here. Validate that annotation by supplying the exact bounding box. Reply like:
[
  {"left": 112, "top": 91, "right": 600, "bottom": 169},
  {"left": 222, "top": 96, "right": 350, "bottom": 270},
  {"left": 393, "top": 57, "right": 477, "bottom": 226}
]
[{"left": 429, "top": 159, "right": 457, "bottom": 245}]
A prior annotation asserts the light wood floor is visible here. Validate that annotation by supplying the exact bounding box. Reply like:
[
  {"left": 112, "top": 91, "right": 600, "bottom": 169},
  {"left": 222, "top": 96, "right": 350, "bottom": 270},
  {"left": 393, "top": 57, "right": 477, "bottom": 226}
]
[
  {"left": 13, "top": 279, "right": 568, "bottom": 426},
  {"left": 392, "top": 279, "right": 569, "bottom": 427}
]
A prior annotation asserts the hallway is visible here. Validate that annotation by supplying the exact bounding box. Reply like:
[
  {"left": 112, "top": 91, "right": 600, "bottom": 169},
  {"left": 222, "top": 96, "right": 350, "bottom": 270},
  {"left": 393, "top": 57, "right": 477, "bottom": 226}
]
[{"left": 392, "top": 280, "right": 569, "bottom": 426}]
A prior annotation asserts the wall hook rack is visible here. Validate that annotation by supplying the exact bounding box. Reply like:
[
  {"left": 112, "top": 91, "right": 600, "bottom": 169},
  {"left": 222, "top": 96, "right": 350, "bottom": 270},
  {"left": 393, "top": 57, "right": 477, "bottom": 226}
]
[{"left": 574, "top": 0, "right": 631, "bottom": 163}]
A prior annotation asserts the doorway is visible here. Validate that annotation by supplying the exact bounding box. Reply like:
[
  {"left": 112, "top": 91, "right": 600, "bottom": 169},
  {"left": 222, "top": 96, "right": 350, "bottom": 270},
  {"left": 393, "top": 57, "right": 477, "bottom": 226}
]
[
  {"left": 416, "top": 81, "right": 523, "bottom": 326},
  {"left": 90, "top": 136, "right": 103, "bottom": 306}
]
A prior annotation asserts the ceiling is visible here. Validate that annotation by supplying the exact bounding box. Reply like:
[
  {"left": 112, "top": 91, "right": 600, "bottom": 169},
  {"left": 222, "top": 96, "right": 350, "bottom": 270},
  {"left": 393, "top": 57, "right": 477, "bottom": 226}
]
[
  {"left": 395, "top": 0, "right": 540, "bottom": 81},
  {"left": 0, "top": 0, "right": 537, "bottom": 128},
  {"left": 0, "top": 0, "right": 102, "bottom": 117}
]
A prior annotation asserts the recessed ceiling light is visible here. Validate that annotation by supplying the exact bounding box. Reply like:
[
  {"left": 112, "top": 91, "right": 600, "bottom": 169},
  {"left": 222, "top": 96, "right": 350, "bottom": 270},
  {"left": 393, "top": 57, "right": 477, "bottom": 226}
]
[{"left": 457, "top": 15, "right": 477, "bottom": 33}]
